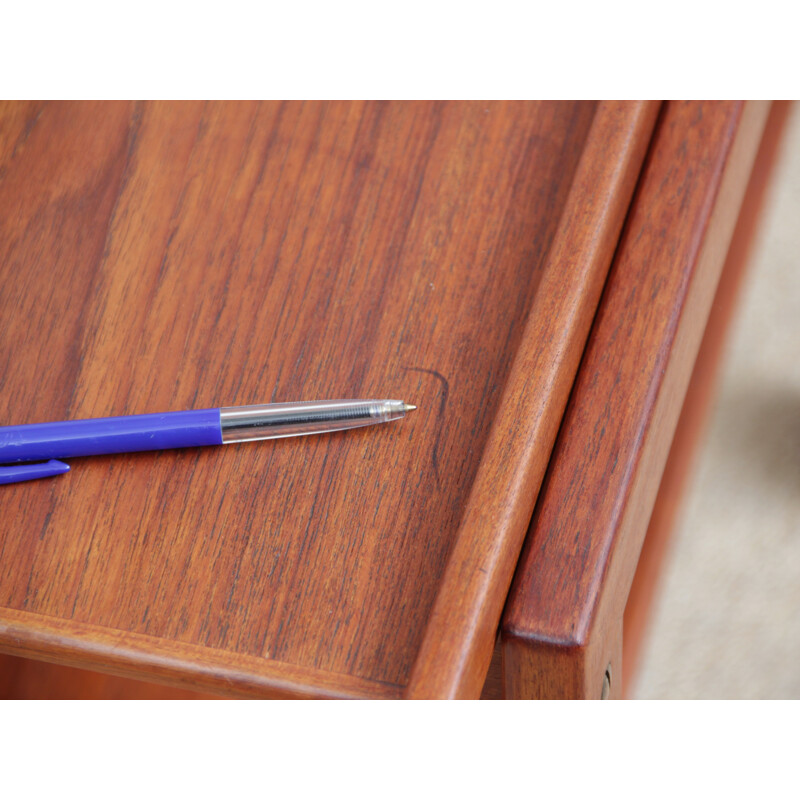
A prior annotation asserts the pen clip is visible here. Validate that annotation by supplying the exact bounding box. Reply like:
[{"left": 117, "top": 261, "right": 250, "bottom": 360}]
[{"left": 0, "top": 459, "right": 70, "bottom": 486}]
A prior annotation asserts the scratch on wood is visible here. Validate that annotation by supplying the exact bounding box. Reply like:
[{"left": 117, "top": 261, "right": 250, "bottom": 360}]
[{"left": 401, "top": 366, "right": 449, "bottom": 489}]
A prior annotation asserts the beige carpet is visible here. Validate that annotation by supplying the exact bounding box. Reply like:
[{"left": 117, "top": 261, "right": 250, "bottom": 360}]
[{"left": 633, "top": 104, "right": 800, "bottom": 699}]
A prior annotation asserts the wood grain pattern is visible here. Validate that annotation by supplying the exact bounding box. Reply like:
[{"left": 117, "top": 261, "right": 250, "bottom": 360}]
[
  {"left": 406, "top": 101, "right": 659, "bottom": 698},
  {"left": 502, "top": 101, "right": 771, "bottom": 699},
  {"left": 622, "top": 101, "right": 792, "bottom": 694},
  {"left": 1, "top": 101, "right": 604, "bottom": 697}
]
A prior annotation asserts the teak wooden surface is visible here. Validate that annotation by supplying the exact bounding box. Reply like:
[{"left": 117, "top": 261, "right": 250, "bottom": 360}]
[
  {"left": 0, "top": 100, "right": 614, "bottom": 698},
  {"left": 502, "top": 101, "right": 771, "bottom": 699},
  {"left": 0, "top": 101, "right": 777, "bottom": 698}
]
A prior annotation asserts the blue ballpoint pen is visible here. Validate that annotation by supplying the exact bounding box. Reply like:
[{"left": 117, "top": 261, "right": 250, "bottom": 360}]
[{"left": 0, "top": 400, "right": 417, "bottom": 486}]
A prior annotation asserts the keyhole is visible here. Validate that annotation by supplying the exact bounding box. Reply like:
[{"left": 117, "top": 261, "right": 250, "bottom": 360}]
[{"left": 601, "top": 665, "right": 612, "bottom": 699}]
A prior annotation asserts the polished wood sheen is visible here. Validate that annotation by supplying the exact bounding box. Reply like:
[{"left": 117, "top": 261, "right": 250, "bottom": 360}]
[
  {"left": 502, "top": 101, "right": 770, "bottom": 699},
  {"left": 1, "top": 101, "right": 623, "bottom": 697}
]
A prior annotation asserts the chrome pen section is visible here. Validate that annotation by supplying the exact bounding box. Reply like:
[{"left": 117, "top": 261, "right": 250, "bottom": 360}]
[{"left": 220, "top": 399, "right": 415, "bottom": 443}]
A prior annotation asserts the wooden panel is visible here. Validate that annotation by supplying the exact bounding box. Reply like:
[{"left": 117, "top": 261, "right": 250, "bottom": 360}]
[
  {"left": 407, "top": 101, "right": 659, "bottom": 698},
  {"left": 0, "top": 652, "right": 218, "bottom": 699},
  {"left": 501, "top": 101, "right": 770, "bottom": 699},
  {"left": 622, "top": 101, "right": 792, "bottom": 694},
  {"left": 1, "top": 101, "right": 608, "bottom": 697}
]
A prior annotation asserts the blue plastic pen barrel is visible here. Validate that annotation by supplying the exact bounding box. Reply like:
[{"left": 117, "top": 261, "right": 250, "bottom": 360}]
[{"left": 0, "top": 409, "right": 223, "bottom": 464}]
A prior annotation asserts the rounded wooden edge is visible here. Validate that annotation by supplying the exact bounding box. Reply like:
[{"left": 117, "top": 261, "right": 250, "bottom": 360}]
[
  {"left": 621, "top": 100, "right": 793, "bottom": 694},
  {"left": 405, "top": 101, "right": 661, "bottom": 698},
  {"left": 500, "top": 101, "right": 772, "bottom": 699},
  {"left": 0, "top": 607, "right": 401, "bottom": 699}
]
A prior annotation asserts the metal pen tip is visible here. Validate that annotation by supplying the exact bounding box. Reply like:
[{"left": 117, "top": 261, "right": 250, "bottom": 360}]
[{"left": 403, "top": 403, "right": 417, "bottom": 412}]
